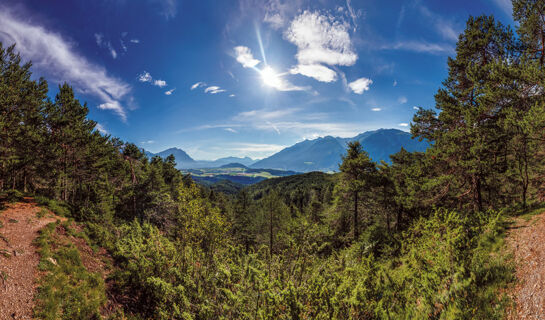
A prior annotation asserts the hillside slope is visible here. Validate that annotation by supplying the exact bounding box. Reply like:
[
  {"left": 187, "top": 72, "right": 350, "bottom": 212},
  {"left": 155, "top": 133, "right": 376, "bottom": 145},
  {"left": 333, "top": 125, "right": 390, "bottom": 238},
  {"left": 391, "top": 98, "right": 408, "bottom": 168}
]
[{"left": 251, "top": 129, "right": 429, "bottom": 172}]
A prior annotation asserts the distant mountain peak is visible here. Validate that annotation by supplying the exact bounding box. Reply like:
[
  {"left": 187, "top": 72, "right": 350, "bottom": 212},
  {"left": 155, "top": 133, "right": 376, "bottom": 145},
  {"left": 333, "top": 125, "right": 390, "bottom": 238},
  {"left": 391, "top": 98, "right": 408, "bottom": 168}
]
[{"left": 251, "top": 128, "right": 428, "bottom": 172}]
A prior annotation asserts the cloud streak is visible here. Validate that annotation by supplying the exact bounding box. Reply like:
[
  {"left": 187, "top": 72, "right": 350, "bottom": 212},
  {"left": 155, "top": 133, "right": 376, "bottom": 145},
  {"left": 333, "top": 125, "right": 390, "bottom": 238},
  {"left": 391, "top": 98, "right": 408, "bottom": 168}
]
[{"left": 0, "top": 9, "right": 131, "bottom": 120}]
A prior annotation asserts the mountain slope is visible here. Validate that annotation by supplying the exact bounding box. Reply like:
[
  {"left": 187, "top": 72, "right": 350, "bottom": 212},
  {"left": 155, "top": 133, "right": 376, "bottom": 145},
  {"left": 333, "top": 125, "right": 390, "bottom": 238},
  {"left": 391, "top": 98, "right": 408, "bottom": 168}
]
[
  {"left": 251, "top": 136, "right": 346, "bottom": 172},
  {"left": 146, "top": 149, "right": 255, "bottom": 169},
  {"left": 251, "top": 129, "right": 429, "bottom": 172},
  {"left": 155, "top": 148, "right": 195, "bottom": 164}
]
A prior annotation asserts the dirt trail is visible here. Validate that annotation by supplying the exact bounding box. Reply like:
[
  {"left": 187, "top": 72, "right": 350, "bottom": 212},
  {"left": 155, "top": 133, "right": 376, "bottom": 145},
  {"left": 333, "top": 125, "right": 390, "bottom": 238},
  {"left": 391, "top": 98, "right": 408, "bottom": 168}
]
[
  {"left": 507, "top": 211, "right": 545, "bottom": 320},
  {"left": 0, "top": 199, "right": 62, "bottom": 320}
]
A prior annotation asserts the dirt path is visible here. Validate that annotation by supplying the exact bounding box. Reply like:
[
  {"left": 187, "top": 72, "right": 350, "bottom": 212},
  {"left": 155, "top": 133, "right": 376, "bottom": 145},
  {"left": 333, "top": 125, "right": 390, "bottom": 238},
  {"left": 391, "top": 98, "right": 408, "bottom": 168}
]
[
  {"left": 0, "top": 199, "right": 62, "bottom": 320},
  {"left": 507, "top": 211, "right": 545, "bottom": 320}
]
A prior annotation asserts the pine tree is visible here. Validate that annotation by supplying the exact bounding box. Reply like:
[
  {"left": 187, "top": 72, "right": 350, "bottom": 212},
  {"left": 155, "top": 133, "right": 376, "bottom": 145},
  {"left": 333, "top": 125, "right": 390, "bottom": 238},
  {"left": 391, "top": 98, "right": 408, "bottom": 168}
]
[
  {"left": 338, "top": 141, "right": 378, "bottom": 241},
  {"left": 513, "top": 0, "right": 545, "bottom": 66},
  {"left": 412, "top": 15, "right": 517, "bottom": 212}
]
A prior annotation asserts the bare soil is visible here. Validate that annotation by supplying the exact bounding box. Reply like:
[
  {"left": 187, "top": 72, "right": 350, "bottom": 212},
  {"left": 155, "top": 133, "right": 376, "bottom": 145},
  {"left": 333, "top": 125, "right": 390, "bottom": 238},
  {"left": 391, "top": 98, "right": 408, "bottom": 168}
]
[
  {"left": 0, "top": 198, "right": 62, "bottom": 320},
  {"left": 507, "top": 211, "right": 545, "bottom": 320}
]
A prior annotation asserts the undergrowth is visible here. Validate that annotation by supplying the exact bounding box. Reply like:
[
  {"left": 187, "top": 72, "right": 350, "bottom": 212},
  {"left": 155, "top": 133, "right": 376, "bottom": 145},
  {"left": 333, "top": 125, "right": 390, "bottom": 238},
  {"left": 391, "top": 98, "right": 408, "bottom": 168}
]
[{"left": 33, "top": 220, "right": 107, "bottom": 320}]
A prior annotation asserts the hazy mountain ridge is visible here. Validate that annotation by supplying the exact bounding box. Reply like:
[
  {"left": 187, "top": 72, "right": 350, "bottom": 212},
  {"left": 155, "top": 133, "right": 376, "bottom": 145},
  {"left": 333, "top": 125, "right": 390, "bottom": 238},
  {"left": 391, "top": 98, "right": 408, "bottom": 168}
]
[
  {"left": 251, "top": 128, "right": 429, "bottom": 172},
  {"left": 145, "top": 150, "right": 256, "bottom": 169},
  {"left": 147, "top": 129, "right": 429, "bottom": 172}
]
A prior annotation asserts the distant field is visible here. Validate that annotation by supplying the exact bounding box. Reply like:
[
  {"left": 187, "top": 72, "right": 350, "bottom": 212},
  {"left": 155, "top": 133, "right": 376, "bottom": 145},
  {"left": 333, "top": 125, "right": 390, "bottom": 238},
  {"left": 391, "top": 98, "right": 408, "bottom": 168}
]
[{"left": 182, "top": 166, "right": 299, "bottom": 186}]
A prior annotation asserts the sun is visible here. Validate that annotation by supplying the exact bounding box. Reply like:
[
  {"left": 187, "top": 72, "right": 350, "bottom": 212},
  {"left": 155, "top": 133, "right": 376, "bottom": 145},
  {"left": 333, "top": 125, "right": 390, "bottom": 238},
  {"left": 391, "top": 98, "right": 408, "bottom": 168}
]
[{"left": 260, "top": 66, "right": 281, "bottom": 88}]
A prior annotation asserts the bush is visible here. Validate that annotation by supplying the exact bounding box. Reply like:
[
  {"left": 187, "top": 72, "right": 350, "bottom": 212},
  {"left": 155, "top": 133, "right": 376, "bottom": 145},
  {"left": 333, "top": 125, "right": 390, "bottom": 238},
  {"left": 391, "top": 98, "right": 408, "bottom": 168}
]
[
  {"left": 34, "top": 222, "right": 107, "bottom": 320},
  {"left": 34, "top": 196, "right": 71, "bottom": 217}
]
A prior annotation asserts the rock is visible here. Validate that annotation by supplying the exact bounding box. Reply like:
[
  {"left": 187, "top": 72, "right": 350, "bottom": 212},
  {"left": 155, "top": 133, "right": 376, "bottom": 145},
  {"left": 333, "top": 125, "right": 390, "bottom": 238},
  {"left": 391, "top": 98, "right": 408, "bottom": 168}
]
[{"left": 48, "top": 257, "right": 57, "bottom": 266}]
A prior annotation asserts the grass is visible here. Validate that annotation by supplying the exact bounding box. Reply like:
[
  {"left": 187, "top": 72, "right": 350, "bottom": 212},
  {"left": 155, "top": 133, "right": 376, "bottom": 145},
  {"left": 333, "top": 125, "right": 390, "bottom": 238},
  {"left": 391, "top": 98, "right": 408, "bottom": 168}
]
[
  {"left": 34, "top": 221, "right": 107, "bottom": 320},
  {"left": 36, "top": 208, "right": 50, "bottom": 218},
  {"left": 34, "top": 196, "right": 71, "bottom": 217}
]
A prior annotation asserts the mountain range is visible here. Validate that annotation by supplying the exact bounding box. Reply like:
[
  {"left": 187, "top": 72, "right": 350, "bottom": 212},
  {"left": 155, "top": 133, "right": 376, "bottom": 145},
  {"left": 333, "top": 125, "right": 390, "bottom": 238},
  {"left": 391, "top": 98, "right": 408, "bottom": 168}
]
[
  {"left": 145, "top": 148, "right": 256, "bottom": 169},
  {"left": 250, "top": 129, "right": 429, "bottom": 172},
  {"left": 146, "top": 128, "right": 429, "bottom": 172}
]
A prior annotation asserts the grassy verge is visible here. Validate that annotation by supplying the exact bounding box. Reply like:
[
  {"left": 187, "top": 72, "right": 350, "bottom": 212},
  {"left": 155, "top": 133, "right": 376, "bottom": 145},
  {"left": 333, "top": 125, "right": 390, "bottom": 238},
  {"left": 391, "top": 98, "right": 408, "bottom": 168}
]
[{"left": 34, "top": 220, "right": 107, "bottom": 320}]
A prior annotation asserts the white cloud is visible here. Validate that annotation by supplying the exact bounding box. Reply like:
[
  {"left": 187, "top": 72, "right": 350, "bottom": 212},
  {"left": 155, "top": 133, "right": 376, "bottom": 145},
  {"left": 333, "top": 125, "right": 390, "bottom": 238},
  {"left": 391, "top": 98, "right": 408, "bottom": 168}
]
[
  {"left": 285, "top": 11, "right": 357, "bottom": 67},
  {"left": 264, "top": 12, "right": 285, "bottom": 30},
  {"left": 234, "top": 46, "right": 260, "bottom": 68},
  {"left": 418, "top": 5, "right": 459, "bottom": 42},
  {"left": 94, "top": 33, "right": 104, "bottom": 46},
  {"left": 109, "top": 45, "right": 117, "bottom": 59},
  {"left": 229, "top": 94, "right": 235, "bottom": 97},
  {"left": 398, "top": 96, "right": 408, "bottom": 104},
  {"left": 348, "top": 77, "right": 373, "bottom": 94},
  {"left": 385, "top": 41, "right": 453, "bottom": 54},
  {"left": 345, "top": 0, "right": 362, "bottom": 31},
  {"left": 413, "top": 106, "right": 420, "bottom": 110},
  {"left": 141, "top": 140, "right": 155, "bottom": 144},
  {"left": 262, "top": 0, "right": 301, "bottom": 30},
  {"left": 97, "top": 101, "right": 127, "bottom": 121},
  {"left": 289, "top": 64, "right": 337, "bottom": 82},
  {"left": 130, "top": 39, "right": 140, "bottom": 44},
  {"left": 204, "top": 86, "right": 226, "bottom": 94},
  {"left": 259, "top": 66, "right": 307, "bottom": 92},
  {"left": 138, "top": 71, "right": 168, "bottom": 88},
  {"left": 493, "top": 0, "right": 513, "bottom": 15},
  {"left": 393, "top": 80, "right": 397, "bottom": 87},
  {"left": 225, "top": 128, "right": 237, "bottom": 133},
  {"left": 236, "top": 108, "right": 300, "bottom": 121},
  {"left": 371, "top": 107, "right": 381, "bottom": 112},
  {"left": 0, "top": 10, "right": 131, "bottom": 121},
  {"left": 120, "top": 39, "right": 127, "bottom": 52},
  {"left": 94, "top": 33, "right": 118, "bottom": 59},
  {"left": 398, "top": 123, "right": 409, "bottom": 127},
  {"left": 191, "top": 82, "right": 206, "bottom": 90},
  {"left": 95, "top": 123, "right": 108, "bottom": 134},
  {"left": 155, "top": 0, "right": 178, "bottom": 20},
  {"left": 153, "top": 79, "right": 167, "bottom": 87},
  {"left": 138, "top": 71, "right": 152, "bottom": 82},
  {"left": 227, "top": 142, "right": 287, "bottom": 154},
  {"left": 165, "top": 88, "right": 175, "bottom": 95}
]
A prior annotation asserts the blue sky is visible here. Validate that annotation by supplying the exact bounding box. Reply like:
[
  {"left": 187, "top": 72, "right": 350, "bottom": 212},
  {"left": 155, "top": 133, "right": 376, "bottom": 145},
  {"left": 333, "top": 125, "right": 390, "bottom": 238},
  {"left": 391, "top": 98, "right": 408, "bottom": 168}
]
[{"left": 0, "top": 0, "right": 513, "bottom": 160}]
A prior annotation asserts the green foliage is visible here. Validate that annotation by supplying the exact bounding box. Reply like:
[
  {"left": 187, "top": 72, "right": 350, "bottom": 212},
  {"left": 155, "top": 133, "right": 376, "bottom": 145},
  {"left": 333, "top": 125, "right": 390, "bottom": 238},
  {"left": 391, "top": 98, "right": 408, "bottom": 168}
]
[
  {"left": 35, "top": 196, "right": 71, "bottom": 217},
  {"left": 1, "top": 189, "right": 24, "bottom": 203},
  {"left": 34, "top": 222, "right": 106, "bottom": 320},
  {"left": 3, "top": 6, "right": 544, "bottom": 317}
]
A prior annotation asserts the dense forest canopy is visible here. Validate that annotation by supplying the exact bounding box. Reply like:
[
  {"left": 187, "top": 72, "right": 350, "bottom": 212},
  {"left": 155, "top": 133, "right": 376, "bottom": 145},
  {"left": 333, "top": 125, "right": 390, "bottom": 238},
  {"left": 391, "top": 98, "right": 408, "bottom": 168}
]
[{"left": 1, "top": 1, "right": 545, "bottom": 319}]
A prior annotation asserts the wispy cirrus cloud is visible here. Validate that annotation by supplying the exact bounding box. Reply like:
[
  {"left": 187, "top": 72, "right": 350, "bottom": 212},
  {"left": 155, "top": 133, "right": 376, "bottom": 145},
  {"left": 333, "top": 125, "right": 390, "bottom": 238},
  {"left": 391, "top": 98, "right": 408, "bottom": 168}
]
[
  {"left": 191, "top": 82, "right": 206, "bottom": 90},
  {"left": 492, "top": 0, "right": 513, "bottom": 16},
  {"left": 138, "top": 71, "right": 152, "bottom": 83},
  {"left": 138, "top": 71, "right": 168, "bottom": 88},
  {"left": 383, "top": 41, "right": 454, "bottom": 54},
  {"left": 153, "top": 79, "right": 167, "bottom": 87},
  {"left": 151, "top": 0, "right": 178, "bottom": 20},
  {"left": 94, "top": 33, "right": 118, "bottom": 59},
  {"left": 204, "top": 86, "right": 226, "bottom": 94},
  {"left": 0, "top": 9, "right": 131, "bottom": 121}
]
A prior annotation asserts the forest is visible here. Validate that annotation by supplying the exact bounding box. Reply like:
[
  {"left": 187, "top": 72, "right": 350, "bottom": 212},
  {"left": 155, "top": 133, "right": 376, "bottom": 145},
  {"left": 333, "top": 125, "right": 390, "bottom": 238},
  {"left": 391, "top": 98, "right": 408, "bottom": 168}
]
[{"left": 1, "top": 1, "right": 545, "bottom": 319}]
